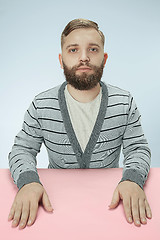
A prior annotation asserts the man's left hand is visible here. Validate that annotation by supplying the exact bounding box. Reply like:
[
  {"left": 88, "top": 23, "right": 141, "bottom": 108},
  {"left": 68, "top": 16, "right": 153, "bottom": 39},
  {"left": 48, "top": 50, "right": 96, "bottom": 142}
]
[{"left": 109, "top": 181, "right": 152, "bottom": 226}]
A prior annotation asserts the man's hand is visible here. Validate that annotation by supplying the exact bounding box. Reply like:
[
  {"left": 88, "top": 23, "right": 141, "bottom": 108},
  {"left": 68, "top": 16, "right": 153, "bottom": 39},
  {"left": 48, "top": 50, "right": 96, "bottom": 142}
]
[
  {"left": 8, "top": 182, "right": 53, "bottom": 229},
  {"left": 109, "top": 181, "right": 152, "bottom": 227}
]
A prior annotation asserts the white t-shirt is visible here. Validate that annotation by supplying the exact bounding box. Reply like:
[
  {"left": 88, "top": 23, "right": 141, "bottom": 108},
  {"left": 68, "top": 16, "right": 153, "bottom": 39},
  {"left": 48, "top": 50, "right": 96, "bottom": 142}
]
[{"left": 64, "top": 85, "right": 102, "bottom": 152}]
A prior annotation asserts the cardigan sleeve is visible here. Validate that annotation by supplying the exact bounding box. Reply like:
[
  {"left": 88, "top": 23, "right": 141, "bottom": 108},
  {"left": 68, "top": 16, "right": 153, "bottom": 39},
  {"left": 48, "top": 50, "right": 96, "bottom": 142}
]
[
  {"left": 8, "top": 98, "right": 43, "bottom": 189},
  {"left": 119, "top": 94, "right": 151, "bottom": 189}
]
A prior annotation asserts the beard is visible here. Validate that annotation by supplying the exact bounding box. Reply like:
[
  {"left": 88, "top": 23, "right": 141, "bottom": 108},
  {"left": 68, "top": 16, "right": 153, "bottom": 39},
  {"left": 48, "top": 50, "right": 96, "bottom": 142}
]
[{"left": 62, "top": 59, "right": 104, "bottom": 90}]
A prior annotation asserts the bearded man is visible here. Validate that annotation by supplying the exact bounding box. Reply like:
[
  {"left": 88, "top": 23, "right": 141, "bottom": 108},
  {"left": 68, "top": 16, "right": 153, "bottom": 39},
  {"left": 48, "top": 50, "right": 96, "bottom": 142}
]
[{"left": 8, "top": 19, "right": 152, "bottom": 229}]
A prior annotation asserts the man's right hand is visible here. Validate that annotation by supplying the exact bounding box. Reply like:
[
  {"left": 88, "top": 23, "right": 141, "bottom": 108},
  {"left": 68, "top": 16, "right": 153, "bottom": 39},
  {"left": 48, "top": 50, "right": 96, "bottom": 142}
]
[{"left": 8, "top": 182, "right": 53, "bottom": 229}]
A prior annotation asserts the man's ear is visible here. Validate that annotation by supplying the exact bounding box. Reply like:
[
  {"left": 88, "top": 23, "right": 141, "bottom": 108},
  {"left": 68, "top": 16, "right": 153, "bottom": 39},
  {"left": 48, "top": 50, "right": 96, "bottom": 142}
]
[
  {"left": 103, "top": 53, "right": 108, "bottom": 67},
  {"left": 59, "top": 54, "right": 63, "bottom": 69}
]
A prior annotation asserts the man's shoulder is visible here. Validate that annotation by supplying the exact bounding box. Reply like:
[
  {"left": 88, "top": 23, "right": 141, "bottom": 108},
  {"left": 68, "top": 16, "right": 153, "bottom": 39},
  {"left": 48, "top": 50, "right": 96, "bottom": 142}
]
[
  {"left": 34, "top": 83, "right": 62, "bottom": 99},
  {"left": 106, "top": 83, "right": 130, "bottom": 96}
]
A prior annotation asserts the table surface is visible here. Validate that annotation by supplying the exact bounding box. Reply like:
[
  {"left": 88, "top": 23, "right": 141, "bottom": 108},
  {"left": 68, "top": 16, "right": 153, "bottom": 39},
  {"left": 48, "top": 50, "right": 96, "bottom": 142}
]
[{"left": 0, "top": 168, "right": 159, "bottom": 240}]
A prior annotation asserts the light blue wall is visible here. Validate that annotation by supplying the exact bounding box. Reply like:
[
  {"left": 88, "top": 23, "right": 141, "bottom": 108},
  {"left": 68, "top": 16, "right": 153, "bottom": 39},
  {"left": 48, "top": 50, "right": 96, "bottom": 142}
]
[{"left": 0, "top": 0, "right": 160, "bottom": 168}]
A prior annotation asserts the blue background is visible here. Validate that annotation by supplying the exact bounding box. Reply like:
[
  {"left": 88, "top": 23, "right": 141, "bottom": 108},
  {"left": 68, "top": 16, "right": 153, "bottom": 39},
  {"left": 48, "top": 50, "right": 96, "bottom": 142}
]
[{"left": 0, "top": 0, "right": 160, "bottom": 168}]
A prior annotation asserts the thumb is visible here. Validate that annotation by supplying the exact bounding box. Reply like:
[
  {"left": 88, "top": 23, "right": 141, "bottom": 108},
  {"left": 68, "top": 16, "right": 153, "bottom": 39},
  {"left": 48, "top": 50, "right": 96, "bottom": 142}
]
[
  {"left": 42, "top": 191, "right": 54, "bottom": 212},
  {"left": 109, "top": 187, "right": 120, "bottom": 209}
]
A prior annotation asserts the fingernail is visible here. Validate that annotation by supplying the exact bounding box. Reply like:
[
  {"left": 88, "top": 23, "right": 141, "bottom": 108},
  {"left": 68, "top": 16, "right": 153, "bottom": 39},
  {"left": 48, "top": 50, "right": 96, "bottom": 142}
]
[
  {"left": 12, "top": 220, "right": 17, "bottom": 227},
  {"left": 28, "top": 220, "right": 32, "bottom": 225},
  {"left": 19, "top": 222, "right": 24, "bottom": 228},
  {"left": 108, "top": 203, "right": 114, "bottom": 207},
  {"left": 142, "top": 218, "right": 147, "bottom": 223},
  {"left": 49, "top": 206, "right": 54, "bottom": 211},
  {"left": 128, "top": 217, "right": 132, "bottom": 223},
  {"left": 136, "top": 220, "right": 140, "bottom": 225}
]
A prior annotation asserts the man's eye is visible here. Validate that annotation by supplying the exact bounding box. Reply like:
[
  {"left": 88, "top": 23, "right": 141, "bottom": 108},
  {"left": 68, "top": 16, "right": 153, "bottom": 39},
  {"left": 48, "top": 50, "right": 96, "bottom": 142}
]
[
  {"left": 69, "top": 49, "right": 77, "bottom": 53},
  {"left": 89, "top": 48, "right": 98, "bottom": 52}
]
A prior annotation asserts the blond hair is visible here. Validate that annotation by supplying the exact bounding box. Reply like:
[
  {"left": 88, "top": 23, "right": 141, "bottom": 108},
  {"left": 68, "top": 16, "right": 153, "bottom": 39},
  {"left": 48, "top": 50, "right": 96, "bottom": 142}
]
[{"left": 61, "top": 18, "right": 105, "bottom": 48}]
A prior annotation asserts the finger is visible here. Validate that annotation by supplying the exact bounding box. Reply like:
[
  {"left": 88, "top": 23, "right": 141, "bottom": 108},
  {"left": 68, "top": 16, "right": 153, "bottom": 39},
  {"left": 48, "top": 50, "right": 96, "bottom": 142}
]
[
  {"left": 131, "top": 198, "right": 141, "bottom": 227},
  {"left": 12, "top": 203, "right": 22, "bottom": 227},
  {"left": 42, "top": 191, "right": 53, "bottom": 212},
  {"left": 8, "top": 203, "right": 16, "bottom": 221},
  {"left": 19, "top": 202, "right": 30, "bottom": 229},
  {"left": 139, "top": 199, "right": 147, "bottom": 224},
  {"left": 145, "top": 199, "right": 152, "bottom": 219},
  {"left": 123, "top": 196, "right": 133, "bottom": 223},
  {"left": 109, "top": 188, "right": 120, "bottom": 209},
  {"left": 27, "top": 201, "right": 39, "bottom": 226}
]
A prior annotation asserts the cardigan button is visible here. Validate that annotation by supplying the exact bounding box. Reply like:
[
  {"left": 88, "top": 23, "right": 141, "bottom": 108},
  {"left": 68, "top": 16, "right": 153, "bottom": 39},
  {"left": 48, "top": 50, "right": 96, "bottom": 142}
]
[
  {"left": 76, "top": 152, "right": 81, "bottom": 157},
  {"left": 82, "top": 163, "right": 86, "bottom": 168}
]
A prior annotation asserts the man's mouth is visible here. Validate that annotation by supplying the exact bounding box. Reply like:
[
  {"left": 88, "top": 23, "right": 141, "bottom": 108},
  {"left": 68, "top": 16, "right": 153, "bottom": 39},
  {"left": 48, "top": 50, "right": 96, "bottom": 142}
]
[{"left": 76, "top": 67, "right": 92, "bottom": 72}]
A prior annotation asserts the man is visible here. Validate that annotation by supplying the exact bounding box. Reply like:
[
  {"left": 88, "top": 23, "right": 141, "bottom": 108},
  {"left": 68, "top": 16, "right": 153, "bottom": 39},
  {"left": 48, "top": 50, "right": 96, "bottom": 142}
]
[{"left": 8, "top": 19, "right": 152, "bottom": 229}]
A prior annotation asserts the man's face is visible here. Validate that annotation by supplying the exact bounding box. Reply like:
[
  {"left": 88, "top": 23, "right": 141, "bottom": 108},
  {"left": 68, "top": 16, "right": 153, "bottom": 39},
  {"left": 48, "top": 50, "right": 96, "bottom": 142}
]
[{"left": 59, "top": 28, "right": 108, "bottom": 90}]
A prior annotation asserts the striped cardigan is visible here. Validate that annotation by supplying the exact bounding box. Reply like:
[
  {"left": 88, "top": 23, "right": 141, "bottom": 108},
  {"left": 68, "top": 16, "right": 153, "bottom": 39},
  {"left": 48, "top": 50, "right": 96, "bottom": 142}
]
[{"left": 8, "top": 81, "right": 151, "bottom": 190}]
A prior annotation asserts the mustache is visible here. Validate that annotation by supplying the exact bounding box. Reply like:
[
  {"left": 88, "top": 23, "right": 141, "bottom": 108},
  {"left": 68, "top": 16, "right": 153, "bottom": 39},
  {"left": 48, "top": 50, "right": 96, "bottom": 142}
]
[
  {"left": 75, "top": 59, "right": 105, "bottom": 70},
  {"left": 62, "top": 59, "right": 105, "bottom": 71}
]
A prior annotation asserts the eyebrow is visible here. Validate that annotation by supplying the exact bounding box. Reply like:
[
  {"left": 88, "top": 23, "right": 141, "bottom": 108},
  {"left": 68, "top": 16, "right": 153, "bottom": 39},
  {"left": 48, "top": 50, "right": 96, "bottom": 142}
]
[
  {"left": 66, "top": 43, "right": 100, "bottom": 49},
  {"left": 88, "top": 43, "right": 100, "bottom": 48},
  {"left": 66, "top": 44, "right": 79, "bottom": 49}
]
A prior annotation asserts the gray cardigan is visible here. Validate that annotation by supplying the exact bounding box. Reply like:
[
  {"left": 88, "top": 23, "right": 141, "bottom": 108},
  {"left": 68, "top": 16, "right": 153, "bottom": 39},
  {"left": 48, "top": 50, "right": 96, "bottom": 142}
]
[{"left": 8, "top": 81, "right": 151, "bottom": 189}]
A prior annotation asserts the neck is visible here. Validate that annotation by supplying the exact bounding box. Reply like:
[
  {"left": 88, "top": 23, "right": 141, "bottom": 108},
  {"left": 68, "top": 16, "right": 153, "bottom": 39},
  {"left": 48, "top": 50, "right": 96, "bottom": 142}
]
[{"left": 67, "top": 83, "right": 101, "bottom": 103}]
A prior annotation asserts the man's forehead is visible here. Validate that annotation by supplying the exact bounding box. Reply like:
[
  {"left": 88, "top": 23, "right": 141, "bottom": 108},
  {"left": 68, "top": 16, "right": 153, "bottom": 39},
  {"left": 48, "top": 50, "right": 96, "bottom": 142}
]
[{"left": 63, "top": 28, "right": 103, "bottom": 47}]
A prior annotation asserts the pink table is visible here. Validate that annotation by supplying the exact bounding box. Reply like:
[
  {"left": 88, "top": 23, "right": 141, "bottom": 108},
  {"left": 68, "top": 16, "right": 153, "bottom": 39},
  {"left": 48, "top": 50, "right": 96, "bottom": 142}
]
[{"left": 0, "top": 168, "right": 159, "bottom": 240}]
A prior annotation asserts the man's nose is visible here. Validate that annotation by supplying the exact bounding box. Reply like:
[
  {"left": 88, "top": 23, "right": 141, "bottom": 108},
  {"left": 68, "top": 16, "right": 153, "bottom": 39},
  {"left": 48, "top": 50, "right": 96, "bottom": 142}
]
[{"left": 79, "top": 50, "right": 90, "bottom": 63}]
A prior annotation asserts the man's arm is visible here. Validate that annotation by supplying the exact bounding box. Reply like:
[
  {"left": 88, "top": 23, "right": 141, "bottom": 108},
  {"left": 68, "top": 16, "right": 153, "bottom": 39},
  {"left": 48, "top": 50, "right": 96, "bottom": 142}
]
[
  {"left": 8, "top": 98, "right": 43, "bottom": 188},
  {"left": 121, "top": 94, "right": 151, "bottom": 188},
  {"left": 8, "top": 98, "right": 53, "bottom": 229},
  {"left": 109, "top": 94, "right": 152, "bottom": 226}
]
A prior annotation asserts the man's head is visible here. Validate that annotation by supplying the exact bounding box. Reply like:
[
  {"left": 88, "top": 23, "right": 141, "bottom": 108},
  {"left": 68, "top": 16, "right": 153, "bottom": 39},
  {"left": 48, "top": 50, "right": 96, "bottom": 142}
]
[
  {"left": 59, "top": 19, "right": 108, "bottom": 90},
  {"left": 61, "top": 19, "right": 105, "bottom": 49}
]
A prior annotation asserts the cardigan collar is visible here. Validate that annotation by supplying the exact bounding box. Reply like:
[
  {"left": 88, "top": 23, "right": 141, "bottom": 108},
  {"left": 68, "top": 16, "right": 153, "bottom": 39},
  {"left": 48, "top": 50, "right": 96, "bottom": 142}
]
[{"left": 58, "top": 81, "right": 108, "bottom": 168}]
